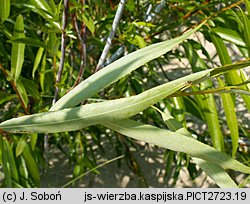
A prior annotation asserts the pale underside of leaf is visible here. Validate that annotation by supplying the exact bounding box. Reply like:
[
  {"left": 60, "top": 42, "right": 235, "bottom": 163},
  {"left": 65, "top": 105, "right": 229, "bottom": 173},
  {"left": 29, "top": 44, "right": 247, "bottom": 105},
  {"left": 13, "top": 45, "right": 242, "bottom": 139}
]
[
  {"left": 153, "top": 107, "right": 237, "bottom": 188},
  {"left": 103, "top": 119, "right": 250, "bottom": 174},
  {"left": 50, "top": 24, "right": 203, "bottom": 111},
  {"left": 0, "top": 69, "right": 211, "bottom": 133}
]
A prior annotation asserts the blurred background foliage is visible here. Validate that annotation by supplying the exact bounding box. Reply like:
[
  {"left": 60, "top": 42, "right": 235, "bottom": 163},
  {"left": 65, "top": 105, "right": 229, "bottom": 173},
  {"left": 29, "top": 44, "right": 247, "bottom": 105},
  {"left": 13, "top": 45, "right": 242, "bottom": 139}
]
[{"left": 0, "top": 0, "right": 250, "bottom": 187}]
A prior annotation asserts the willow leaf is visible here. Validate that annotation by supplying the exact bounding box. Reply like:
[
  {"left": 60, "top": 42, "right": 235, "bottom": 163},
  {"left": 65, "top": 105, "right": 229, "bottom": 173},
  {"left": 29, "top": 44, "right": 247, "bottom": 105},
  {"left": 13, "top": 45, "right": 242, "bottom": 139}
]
[
  {"left": 29, "top": 0, "right": 60, "bottom": 29},
  {"left": 0, "top": 0, "right": 10, "bottom": 23},
  {"left": 218, "top": 78, "right": 239, "bottom": 157},
  {"left": 153, "top": 107, "right": 237, "bottom": 188},
  {"left": 11, "top": 15, "right": 25, "bottom": 83},
  {"left": 0, "top": 70, "right": 211, "bottom": 133},
  {"left": 21, "top": 143, "right": 40, "bottom": 186},
  {"left": 212, "top": 27, "right": 246, "bottom": 47},
  {"left": 103, "top": 119, "right": 250, "bottom": 174},
  {"left": 9, "top": 37, "right": 47, "bottom": 48},
  {"left": 192, "top": 158, "right": 238, "bottom": 188},
  {"left": 1, "top": 137, "right": 12, "bottom": 187},
  {"left": 183, "top": 41, "right": 223, "bottom": 151},
  {"left": 210, "top": 31, "right": 250, "bottom": 111},
  {"left": 50, "top": 24, "right": 203, "bottom": 111}
]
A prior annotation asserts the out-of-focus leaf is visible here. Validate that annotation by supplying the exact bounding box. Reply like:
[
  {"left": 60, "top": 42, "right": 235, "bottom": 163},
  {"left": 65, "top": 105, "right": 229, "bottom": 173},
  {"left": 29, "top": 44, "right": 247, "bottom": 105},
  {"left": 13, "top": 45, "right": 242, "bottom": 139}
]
[
  {"left": 210, "top": 31, "right": 250, "bottom": 111},
  {"left": 194, "top": 87, "right": 224, "bottom": 151},
  {"left": 50, "top": 24, "right": 204, "bottom": 111},
  {"left": 4, "top": 138, "right": 19, "bottom": 185},
  {"left": 82, "top": 13, "right": 95, "bottom": 34},
  {"left": 0, "top": 92, "right": 16, "bottom": 105},
  {"left": 11, "top": 15, "right": 25, "bottom": 83},
  {"left": 133, "top": 21, "right": 156, "bottom": 27},
  {"left": 239, "top": 6, "right": 250, "bottom": 54},
  {"left": 47, "top": 33, "right": 59, "bottom": 56},
  {"left": 21, "top": 143, "right": 40, "bottom": 186},
  {"left": 16, "top": 135, "right": 27, "bottom": 157},
  {"left": 21, "top": 78, "right": 40, "bottom": 100},
  {"left": 0, "top": 137, "right": 11, "bottom": 187},
  {"left": 40, "top": 53, "right": 47, "bottom": 92},
  {"left": 29, "top": 0, "right": 60, "bottom": 29},
  {"left": 172, "top": 97, "right": 186, "bottom": 125},
  {"left": 33, "top": 47, "right": 44, "bottom": 78},
  {"left": 218, "top": 78, "right": 239, "bottom": 157},
  {"left": 183, "top": 41, "right": 224, "bottom": 151},
  {"left": 30, "top": 134, "right": 38, "bottom": 151},
  {"left": 30, "top": 0, "right": 53, "bottom": 14},
  {"left": 135, "top": 35, "right": 147, "bottom": 48},
  {"left": 240, "top": 69, "right": 250, "bottom": 90},
  {"left": 9, "top": 37, "right": 47, "bottom": 48},
  {"left": 212, "top": 27, "right": 246, "bottom": 47},
  {"left": 0, "top": 0, "right": 10, "bottom": 23},
  {"left": 48, "top": 0, "right": 57, "bottom": 15},
  {"left": 209, "top": 60, "right": 250, "bottom": 77},
  {"left": 19, "top": 156, "right": 31, "bottom": 187},
  {"left": 16, "top": 79, "right": 28, "bottom": 108},
  {"left": 103, "top": 119, "right": 250, "bottom": 174}
]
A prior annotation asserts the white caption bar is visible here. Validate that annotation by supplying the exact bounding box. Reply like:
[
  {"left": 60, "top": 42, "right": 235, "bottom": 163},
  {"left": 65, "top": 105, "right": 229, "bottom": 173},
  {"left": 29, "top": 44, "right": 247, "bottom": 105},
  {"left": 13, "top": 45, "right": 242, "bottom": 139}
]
[{"left": 0, "top": 189, "right": 249, "bottom": 204}]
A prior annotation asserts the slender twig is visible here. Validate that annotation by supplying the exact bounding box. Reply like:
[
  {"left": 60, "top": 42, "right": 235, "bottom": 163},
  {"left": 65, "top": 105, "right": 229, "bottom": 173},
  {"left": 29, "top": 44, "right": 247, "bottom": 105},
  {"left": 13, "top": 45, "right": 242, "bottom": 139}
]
[
  {"left": 61, "top": 155, "right": 124, "bottom": 188},
  {"left": 167, "top": 86, "right": 248, "bottom": 98},
  {"left": 72, "top": 10, "right": 87, "bottom": 87},
  {"left": 52, "top": 0, "right": 70, "bottom": 105},
  {"left": 45, "top": 0, "right": 69, "bottom": 169},
  {"left": 0, "top": 64, "right": 29, "bottom": 114},
  {"left": 95, "top": 0, "right": 127, "bottom": 72}
]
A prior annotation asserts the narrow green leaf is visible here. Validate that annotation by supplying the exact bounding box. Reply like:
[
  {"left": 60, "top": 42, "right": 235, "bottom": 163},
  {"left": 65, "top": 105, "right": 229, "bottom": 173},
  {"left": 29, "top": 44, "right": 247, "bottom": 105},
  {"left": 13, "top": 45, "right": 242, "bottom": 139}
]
[
  {"left": 0, "top": 69, "right": 211, "bottom": 133},
  {"left": 19, "top": 156, "right": 31, "bottom": 187},
  {"left": 21, "top": 143, "right": 40, "bottom": 186},
  {"left": 218, "top": 78, "right": 239, "bottom": 157},
  {"left": 0, "top": 136, "right": 2, "bottom": 164},
  {"left": 0, "top": 0, "right": 10, "bottom": 23},
  {"left": 103, "top": 119, "right": 250, "bottom": 174},
  {"left": 246, "top": 0, "right": 250, "bottom": 14},
  {"left": 135, "top": 35, "right": 147, "bottom": 48},
  {"left": 239, "top": 6, "right": 250, "bottom": 55},
  {"left": 4, "top": 140, "right": 19, "bottom": 184},
  {"left": 172, "top": 97, "right": 186, "bottom": 125},
  {"left": 48, "top": 0, "right": 57, "bottom": 15},
  {"left": 47, "top": 33, "right": 59, "bottom": 57},
  {"left": 191, "top": 158, "right": 237, "bottom": 188},
  {"left": 16, "top": 135, "right": 28, "bottom": 157},
  {"left": 0, "top": 137, "right": 12, "bottom": 187},
  {"left": 184, "top": 41, "right": 224, "bottom": 151},
  {"left": 195, "top": 90, "right": 224, "bottom": 151},
  {"left": 30, "top": 134, "right": 38, "bottom": 151},
  {"left": 21, "top": 78, "right": 40, "bottom": 100},
  {"left": 82, "top": 13, "right": 95, "bottom": 34},
  {"left": 16, "top": 79, "right": 28, "bottom": 108},
  {"left": 9, "top": 37, "right": 47, "bottom": 48},
  {"left": 30, "top": 0, "right": 53, "bottom": 14},
  {"left": 209, "top": 60, "right": 250, "bottom": 77},
  {"left": 0, "top": 92, "right": 16, "bottom": 105},
  {"left": 40, "top": 53, "right": 47, "bottom": 92},
  {"left": 240, "top": 69, "right": 250, "bottom": 90},
  {"left": 210, "top": 31, "right": 250, "bottom": 111},
  {"left": 212, "top": 27, "right": 246, "bottom": 47},
  {"left": 50, "top": 24, "right": 204, "bottom": 111},
  {"left": 11, "top": 15, "right": 25, "bottom": 83},
  {"left": 29, "top": 0, "right": 60, "bottom": 29}
]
